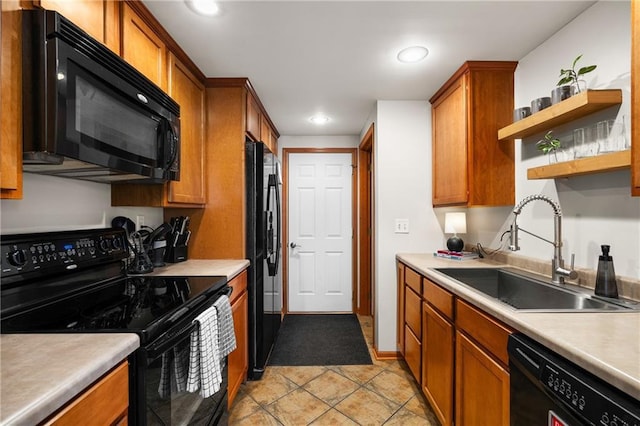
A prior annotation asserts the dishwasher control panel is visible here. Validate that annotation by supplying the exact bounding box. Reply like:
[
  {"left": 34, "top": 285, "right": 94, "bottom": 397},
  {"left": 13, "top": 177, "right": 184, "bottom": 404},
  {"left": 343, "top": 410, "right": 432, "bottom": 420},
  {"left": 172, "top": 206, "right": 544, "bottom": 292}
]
[
  {"left": 509, "top": 334, "right": 639, "bottom": 426},
  {"left": 541, "top": 363, "right": 639, "bottom": 426}
]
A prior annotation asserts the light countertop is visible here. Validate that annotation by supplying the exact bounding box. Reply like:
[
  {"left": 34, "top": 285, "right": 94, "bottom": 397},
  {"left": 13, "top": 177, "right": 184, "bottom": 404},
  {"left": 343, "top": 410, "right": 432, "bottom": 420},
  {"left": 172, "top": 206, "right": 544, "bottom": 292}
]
[
  {"left": 397, "top": 253, "right": 640, "bottom": 400},
  {"left": 144, "top": 259, "right": 249, "bottom": 280},
  {"left": 0, "top": 333, "right": 139, "bottom": 425}
]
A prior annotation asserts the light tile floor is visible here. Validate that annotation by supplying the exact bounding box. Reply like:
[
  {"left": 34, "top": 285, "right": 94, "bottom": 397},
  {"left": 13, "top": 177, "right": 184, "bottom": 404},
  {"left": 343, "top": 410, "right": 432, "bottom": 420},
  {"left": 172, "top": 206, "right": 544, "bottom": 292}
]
[{"left": 229, "top": 315, "right": 440, "bottom": 425}]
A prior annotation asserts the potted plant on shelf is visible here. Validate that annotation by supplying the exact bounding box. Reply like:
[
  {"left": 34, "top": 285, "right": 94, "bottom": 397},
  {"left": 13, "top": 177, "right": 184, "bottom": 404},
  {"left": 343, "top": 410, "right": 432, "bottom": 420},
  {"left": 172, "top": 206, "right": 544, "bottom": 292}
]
[
  {"left": 537, "top": 131, "right": 563, "bottom": 164},
  {"left": 557, "top": 54, "right": 597, "bottom": 96}
]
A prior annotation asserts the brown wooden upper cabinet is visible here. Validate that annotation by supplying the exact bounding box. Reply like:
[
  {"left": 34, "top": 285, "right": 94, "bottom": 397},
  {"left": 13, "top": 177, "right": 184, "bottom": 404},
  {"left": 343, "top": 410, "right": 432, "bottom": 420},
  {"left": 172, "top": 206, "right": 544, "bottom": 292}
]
[
  {"left": 430, "top": 61, "right": 517, "bottom": 207},
  {"left": 121, "top": 2, "right": 167, "bottom": 91},
  {"left": 112, "top": 53, "right": 206, "bottom": 207},
  {"left": 1, "top": 0, "right": 23, "bottom": 199},
  {"left": 632, "top": 0, "right": 639, "bottom": 196},
  {"left": 36, "top": 0, "right": 120, "bottom": 53},
  {"left": 247, "top": 92, "right": 278, "bottom": 154},
  {"left": 246, "top": 93, "right": 261, "bottom": 142}
]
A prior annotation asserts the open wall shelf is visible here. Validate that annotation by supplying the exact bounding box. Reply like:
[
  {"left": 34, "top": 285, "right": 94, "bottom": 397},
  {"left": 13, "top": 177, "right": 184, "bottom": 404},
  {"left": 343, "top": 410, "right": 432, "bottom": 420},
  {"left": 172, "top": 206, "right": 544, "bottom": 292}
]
[
  {"left": 498, "top": 89, "right": 623, "bottom": 141},
  {"left": 527, "top": 150, "right": 631, "bottom": 180}
]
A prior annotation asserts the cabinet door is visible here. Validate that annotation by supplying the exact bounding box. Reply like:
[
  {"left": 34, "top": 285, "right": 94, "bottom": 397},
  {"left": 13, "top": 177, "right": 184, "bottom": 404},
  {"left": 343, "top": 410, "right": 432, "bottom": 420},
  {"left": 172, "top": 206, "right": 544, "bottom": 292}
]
[
  {"left": 422, "top": 302, "right": 454, "bottom": 426},
  {"left": 37, "top": 0, "right": 119, "bottom": 53},
  {"left": 397, "top": 263, "right": 405, "bottom": 355},
  {"left": 121, "top": 3, "right": 166, "bottom": 90},
  {"left": 270, "top": 129, "right": 278, "bottom": 156},
  {"left": 632, "top": 0, "right": 639, "bottom": 196},
  {"left": 228, "top": 289, "right": 248, "bottom": 408},
  {"left": 246, "top": 93, "right": 260, "bottom": 141},
  {"left": 1, "top": 0, "right": 23, "bottom": 199},
  {"left": 431, "top": 75, "right": 468, "bottom": 206},
  {"left": 167, "top": 53, "right": 205, "bottom": 205},
  {"left": 455, "top": 331, "right": 509, "bottom": 426}
]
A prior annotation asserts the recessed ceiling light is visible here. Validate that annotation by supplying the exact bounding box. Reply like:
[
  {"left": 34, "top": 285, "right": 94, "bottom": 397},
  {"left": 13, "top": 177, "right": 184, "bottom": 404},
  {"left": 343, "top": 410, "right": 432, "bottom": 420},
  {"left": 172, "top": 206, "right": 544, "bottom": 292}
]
[
  {"left": 186, "top": 0, "right": 220, "bottom": 16},
  {"left": 309, "top": 115, "right": 330, "bottom": 125},
  {"left": 397, "top": 46, "right": 429, "bottom": 63}
]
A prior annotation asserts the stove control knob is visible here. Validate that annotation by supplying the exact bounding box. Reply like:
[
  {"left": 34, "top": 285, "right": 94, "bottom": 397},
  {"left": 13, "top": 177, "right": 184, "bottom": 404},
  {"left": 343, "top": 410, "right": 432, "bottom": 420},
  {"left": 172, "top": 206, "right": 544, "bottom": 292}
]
[
  {"left": 99, "top": 239, "right": 112, "bottom": 252},
  {"left": 111, "top": 238, "right": 122, "bottom": 250},
  {"left": 8, "top": 249, "right": 27, "bottom": 267}
]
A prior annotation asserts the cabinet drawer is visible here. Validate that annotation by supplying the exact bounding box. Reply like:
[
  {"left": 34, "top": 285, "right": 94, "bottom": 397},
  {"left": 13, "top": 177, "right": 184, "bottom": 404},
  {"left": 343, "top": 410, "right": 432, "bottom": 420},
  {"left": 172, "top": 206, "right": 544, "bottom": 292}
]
[
  {"left": 228, "top": 270, "right": 248, "bottom": 305},
  {"left": 405, "top": 267, "right": 422, "bottom": 294},
  {"left": 405, "top": 286, "right": 422, "bottom": 338},
  {"left": 45, "top": 361, "right": 128, "bottom": 425},
  {"left": 456, "top": 299, "right": 513, "bottom": 366},
  {"left": 423, "top": 278, "right": 454, "bottom": 320},
  {"left": 405, "top": 324, "right": 421, "bottom": 383}
]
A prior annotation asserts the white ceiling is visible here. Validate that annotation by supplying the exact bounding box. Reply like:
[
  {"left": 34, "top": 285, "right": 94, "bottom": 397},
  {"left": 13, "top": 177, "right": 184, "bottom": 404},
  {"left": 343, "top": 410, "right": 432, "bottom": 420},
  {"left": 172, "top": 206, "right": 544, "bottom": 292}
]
[{"left": 142, "top": 0, "right": 596, "bottom": 136}]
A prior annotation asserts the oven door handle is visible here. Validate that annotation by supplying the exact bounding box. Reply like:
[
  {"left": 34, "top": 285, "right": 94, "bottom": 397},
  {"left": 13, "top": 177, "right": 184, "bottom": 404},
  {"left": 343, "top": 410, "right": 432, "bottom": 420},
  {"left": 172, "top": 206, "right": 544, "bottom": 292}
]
[{"left": 146, "top": 321, "right": 198, "bottom": 359}]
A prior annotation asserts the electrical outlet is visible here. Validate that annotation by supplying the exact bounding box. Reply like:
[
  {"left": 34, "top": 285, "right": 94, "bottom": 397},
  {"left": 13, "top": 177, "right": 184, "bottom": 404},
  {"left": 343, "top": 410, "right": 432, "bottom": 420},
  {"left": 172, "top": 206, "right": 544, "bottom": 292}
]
[
  {"left": 394, "top": 219, "right": 409, "bottom": 234},
  {"left": 136, "top": 215, "right": 145, "bottom": 230}
]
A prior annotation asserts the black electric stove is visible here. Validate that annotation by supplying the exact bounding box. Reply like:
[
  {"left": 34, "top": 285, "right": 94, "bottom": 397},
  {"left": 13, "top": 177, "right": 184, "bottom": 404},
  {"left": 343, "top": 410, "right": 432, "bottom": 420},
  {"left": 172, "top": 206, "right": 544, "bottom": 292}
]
[{"left": 1, "top": 228, "right": 230, "bottom": 425}]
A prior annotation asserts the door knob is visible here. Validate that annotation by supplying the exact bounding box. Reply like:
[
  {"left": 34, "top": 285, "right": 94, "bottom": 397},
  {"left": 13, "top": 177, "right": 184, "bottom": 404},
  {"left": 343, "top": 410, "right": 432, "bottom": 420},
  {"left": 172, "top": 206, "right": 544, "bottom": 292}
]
[{"left": 289, "top": 242, "right": 301, "bottom": 248}]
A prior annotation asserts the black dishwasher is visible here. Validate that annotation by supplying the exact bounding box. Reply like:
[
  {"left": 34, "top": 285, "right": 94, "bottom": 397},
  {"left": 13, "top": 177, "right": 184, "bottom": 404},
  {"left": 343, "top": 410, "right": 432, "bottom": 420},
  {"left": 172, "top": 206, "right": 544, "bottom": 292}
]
[{"left": 508, "top": 334, "right": 639, "bottom": 426}]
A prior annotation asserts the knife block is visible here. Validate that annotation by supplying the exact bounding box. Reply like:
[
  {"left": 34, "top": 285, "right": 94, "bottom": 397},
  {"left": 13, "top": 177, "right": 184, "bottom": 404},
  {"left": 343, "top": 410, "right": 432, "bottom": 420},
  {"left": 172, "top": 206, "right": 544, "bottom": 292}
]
[{"left": 165, "top": 244, "right": 188, "bottom": 263}]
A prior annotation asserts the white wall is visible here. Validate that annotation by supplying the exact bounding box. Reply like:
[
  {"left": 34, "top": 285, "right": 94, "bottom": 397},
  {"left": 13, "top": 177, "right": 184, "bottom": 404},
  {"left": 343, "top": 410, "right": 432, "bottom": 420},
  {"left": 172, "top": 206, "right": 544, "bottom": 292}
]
[
  {"left": 374, "top": 100, "right": 442, "bottom": 352},
  {"left": 473, "top": 1, "right": 639, "bottom": 280},
  {"left": 0, "top": 173, "right": 163, "bottom": 234}
]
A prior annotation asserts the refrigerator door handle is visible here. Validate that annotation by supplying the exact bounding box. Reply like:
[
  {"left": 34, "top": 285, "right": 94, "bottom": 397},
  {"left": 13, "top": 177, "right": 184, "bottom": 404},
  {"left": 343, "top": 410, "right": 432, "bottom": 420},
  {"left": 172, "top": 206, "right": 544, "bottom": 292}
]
[
  {"left": 266, "top": 173, "right": 279, "bottom": 277},
  {"left": 274, "top": 172, "right": 281, "bottom": 276}
]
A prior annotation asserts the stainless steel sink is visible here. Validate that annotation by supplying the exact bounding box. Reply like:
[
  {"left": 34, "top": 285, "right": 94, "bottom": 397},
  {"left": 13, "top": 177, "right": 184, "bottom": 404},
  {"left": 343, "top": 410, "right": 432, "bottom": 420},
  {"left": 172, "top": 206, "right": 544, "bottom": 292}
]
[{"left": 434, "top": 267, "right": 639, "bottom": 312}]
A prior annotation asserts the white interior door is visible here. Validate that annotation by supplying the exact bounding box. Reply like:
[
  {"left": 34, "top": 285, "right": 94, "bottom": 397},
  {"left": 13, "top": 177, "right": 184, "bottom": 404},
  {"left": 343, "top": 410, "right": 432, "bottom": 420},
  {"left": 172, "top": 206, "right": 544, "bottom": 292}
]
[{"left": 288, "top": 152, "right": 353, "bottom": 312}]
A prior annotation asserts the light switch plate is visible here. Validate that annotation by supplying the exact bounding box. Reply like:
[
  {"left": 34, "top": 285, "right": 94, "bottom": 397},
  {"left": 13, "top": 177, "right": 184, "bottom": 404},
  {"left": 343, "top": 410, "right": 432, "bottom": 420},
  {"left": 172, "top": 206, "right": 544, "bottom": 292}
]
[{"left": 394, "top": 219, "right": 409, "bottom": 234}]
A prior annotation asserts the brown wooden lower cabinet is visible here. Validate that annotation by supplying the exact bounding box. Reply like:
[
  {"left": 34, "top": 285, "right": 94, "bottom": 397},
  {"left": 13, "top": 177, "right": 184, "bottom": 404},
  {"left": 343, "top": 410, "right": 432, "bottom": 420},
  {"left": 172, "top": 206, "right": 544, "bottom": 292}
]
[
  {"left": 43, "top": 361, "right": 129, "bottom": 426},
  {"left": 396, "top": 261, "right": 513, "bottom": 426},
  {"left": 455, "top": 331, "right": 510, "bottom": 426},
  {"left": 422, "top": 302, "right": 454, "bottom": 426},
  {"left": 227, "top": 270, "right": 248, "bottom": 409}
]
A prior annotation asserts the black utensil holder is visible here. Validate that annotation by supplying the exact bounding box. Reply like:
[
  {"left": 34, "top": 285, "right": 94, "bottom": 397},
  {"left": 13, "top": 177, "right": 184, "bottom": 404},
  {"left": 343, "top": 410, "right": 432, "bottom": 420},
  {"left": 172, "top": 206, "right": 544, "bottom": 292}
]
[{"left": 165, "top": 245, "right": 188, "bottom": 263}]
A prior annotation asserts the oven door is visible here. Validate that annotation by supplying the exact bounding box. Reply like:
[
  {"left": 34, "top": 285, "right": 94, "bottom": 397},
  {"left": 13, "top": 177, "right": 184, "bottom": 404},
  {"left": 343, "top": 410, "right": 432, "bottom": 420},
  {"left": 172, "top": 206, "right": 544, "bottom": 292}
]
[{"left": 135, "top": 318, "right": 228, "bottom": 426}]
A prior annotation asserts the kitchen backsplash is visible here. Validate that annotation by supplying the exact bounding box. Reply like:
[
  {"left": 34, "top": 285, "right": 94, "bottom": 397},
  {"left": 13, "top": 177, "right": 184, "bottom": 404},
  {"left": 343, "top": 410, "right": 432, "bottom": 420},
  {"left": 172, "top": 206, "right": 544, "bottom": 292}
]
[{"left": 0, "top": 173, "right": 163, "bottom": 234}]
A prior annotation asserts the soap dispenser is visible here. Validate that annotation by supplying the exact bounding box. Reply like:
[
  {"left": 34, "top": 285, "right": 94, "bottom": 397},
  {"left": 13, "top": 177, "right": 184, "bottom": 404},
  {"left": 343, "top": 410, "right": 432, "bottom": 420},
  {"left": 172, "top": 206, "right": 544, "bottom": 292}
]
[{"left": 595, "top": 245, "right": 618, "bottom": 298}]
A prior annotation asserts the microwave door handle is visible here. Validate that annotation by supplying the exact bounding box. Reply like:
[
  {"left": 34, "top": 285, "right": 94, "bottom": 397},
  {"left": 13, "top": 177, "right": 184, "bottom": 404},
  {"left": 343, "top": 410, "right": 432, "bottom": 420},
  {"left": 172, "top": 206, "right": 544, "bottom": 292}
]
[
  {"left": 157, "top": 118, "right": 178, "bottom": 171},
  {"left": 166, "top": 122, "right": 178, "bottom": 170}
]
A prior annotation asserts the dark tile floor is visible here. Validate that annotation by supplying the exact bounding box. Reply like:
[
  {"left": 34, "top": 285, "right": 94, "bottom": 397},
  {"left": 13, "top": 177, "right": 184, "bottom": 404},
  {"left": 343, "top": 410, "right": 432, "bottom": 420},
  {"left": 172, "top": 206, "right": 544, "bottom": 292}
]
[{"left": 229, "top": 315, "right": 439, "bottom": 425}]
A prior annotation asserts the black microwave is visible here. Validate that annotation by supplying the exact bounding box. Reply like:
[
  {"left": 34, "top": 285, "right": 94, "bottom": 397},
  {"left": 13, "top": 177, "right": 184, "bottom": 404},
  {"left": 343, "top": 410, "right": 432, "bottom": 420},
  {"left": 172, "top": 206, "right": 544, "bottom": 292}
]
[{"left": 22, "top": 9, "right": 180, "bottom": 183}]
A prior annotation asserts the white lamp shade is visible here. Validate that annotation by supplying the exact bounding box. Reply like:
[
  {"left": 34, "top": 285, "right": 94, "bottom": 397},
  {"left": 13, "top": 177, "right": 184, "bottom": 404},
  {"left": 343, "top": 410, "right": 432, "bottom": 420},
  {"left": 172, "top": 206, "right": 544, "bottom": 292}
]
[{"left": 444, "top": 212, "right": 467, "bottom": 234}]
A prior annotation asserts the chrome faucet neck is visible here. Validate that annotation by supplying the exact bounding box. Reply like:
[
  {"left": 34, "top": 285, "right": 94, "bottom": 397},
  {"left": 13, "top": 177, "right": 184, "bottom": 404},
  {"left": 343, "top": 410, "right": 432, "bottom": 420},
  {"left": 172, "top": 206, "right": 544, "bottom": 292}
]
[{"left": 509, "top": 194, "right": 576, "bottom": 284}]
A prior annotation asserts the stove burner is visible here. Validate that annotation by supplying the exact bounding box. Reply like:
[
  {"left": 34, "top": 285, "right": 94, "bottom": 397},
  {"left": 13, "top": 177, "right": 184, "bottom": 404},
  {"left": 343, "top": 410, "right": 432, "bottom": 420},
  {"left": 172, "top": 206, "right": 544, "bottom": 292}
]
[{"left": 80, "top": 295, "right": 132, "bottom": 329}]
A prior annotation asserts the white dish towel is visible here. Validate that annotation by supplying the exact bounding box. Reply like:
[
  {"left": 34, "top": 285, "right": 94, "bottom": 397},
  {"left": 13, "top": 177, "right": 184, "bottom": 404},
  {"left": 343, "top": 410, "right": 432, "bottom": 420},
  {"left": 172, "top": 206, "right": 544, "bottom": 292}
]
[
  {"left": 187, "top": 294, "right": 236, "bottom": 398},
  {"left": 214, "top": 294, "right": 237, "bottom": 357}
]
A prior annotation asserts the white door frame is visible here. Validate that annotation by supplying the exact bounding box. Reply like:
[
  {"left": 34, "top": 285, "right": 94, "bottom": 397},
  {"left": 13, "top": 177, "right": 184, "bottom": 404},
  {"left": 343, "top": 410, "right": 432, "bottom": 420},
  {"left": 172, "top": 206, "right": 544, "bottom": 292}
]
[{"left": 282, "top": 148, "right": 358, "bottom": 314}]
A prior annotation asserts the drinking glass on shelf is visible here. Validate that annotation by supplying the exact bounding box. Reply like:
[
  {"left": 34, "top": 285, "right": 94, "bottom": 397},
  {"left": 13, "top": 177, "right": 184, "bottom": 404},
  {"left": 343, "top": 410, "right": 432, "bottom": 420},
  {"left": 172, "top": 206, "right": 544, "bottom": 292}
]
[
  {"left": 597, "top": 119, "right": 615, "bottom": 153},
  {"left": 609, "top": 116, "right": 628, "bottom": 151},
  {"left": 573, "top": 128, "right": 588, "bottom": 158},
  {"left": 586, "top": 124, "right": 600, "bottom": 157}
]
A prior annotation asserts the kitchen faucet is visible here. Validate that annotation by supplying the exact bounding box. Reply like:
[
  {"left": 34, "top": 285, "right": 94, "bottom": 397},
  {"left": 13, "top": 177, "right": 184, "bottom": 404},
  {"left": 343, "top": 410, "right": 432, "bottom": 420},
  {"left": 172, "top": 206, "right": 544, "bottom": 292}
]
[{"left": 509, "top": 194, "right": 578, "bottom": 285}]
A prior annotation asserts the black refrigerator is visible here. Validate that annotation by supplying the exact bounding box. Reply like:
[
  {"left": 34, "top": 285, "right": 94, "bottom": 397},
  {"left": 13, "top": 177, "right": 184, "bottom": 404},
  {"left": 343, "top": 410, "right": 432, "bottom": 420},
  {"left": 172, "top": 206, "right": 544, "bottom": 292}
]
[{"left": 245, "top": 140, "right": 282, "bottom": 380}]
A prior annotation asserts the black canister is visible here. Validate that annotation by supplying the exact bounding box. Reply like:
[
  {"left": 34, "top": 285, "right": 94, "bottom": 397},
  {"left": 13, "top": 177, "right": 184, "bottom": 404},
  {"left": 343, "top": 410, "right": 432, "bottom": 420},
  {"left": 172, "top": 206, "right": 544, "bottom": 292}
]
[{"left": 595, "top": 245, "right": 618, "bottom": 298}]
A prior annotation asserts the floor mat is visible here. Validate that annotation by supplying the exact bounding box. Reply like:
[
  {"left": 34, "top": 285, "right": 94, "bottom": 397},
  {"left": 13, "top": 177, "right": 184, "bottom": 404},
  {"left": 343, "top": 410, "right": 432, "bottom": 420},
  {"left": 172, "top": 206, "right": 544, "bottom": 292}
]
[{"left": 268, "top": 314, "right": 373, "bottom": 366}]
